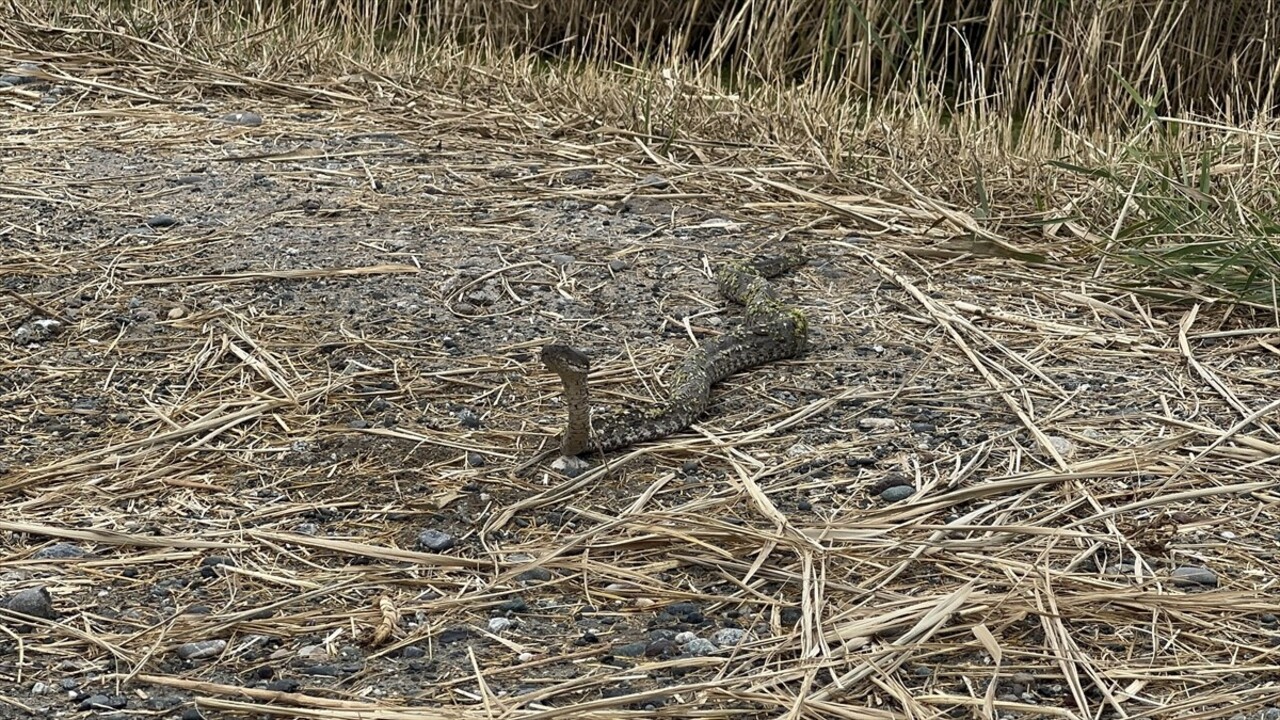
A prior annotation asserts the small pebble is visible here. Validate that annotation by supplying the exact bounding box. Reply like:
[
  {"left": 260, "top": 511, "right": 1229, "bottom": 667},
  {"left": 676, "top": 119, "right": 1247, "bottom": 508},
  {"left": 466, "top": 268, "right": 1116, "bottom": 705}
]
[
  {"left": 551, "top": 455, "right": 590, "bottom": 477},
  {"left": 456, "top": 408, "right": 482, "bottom": 429},
  {"left": 607, "top": 259, "right": 629, "bottom": 272},
  {"left": 79, "top": 694, "right": 126, "bottom": 711},
  {"left": 549, "top": 253, "right": 575, "bottom": 268},
  {"left": 176, "top": 639, "right": 227, "bottom": 660},
  {"left": 1047, "top": 435, "right": 1076, "bottom": 459},
  {"left": 7, "top": 586, "right": 55, "bottom": 620},
  {"left": 613, "top": 641, "right": 647, "bottom": 657},
  {"left": 416, "top": 529, "right": 456, "bottom": 552},
  {"left": 488, "top": 617, "right": 513, "bottom": 633},
  {"left": 637, "top": 174, "right": 670, "bottom": 189},
  {"left": 879, "top": 485, "right": 915, "bottom": 502},
  {"left": 517, "top": 567, "right": 553, "bottom": 583},
  {"left": 13, "top": 317, "right": 62, "bottom": 344},
  {"left": 438, "top": 627, "right": 472, "bottom": 644},
  {"left": 683, "top": 638, "right": 717, "bottom": 656},
  {"left": 466, "top": 452, "right": 485, "bottom": 467},
  {"left": 1171, "top": 565, "right": 1218, "bottom": 587},
  {"left": 33, "top": 543, "right": 87, "bottom": 560},
  {"left": 267, "top": 679, "right": 300, "bottom": 693},
  {"left": 220, "top": 111, "right": 263, "bottom": 126},
  {"left": 298, "top": 664, "right": 343, "bottom": 676},
  {"left": 644, "top": 638, "right": 678, "bottom": 657},
  {"left": 710, "top": 628, "right": 748, "bottom": 647},
  {"left": 199, "top": 555, "right": 235, "bottom": 577},
  {"left": 497, "top": 597, "right": 529, "bottom": 613},
  {"left": 145, "top": 214, "right": 179, "bottom": 228}
]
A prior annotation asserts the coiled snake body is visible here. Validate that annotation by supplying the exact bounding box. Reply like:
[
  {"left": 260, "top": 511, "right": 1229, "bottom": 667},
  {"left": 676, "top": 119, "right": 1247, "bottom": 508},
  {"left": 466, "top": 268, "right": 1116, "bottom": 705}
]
[{"left": 541, "top": 253, "right": 808, "bottom": 458}]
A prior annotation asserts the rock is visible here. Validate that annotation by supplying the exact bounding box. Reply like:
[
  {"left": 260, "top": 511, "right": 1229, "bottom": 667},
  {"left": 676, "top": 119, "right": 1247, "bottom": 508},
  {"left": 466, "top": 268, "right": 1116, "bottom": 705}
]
[
  {"left": 517, "top": 567, "right": 552, "bottom": 583},
  {"left": 199, "top": 555, "right": 235, "bottom": 577},
  {"left": 497, "top": 597, "right": 528, "bottom": 613},
  {"left": 0, "top": 63, "right": 40, "bottom": 87},
  {"left": 220, "top": 111, "right": 263, "bottom": 126},
  {"left": 33, "top": 543, "right": 88, "bottom": 560},
  {"left": 644, "top": 638, "right": 678, "bottom": 657},
  {"left": 416, "top": 529, "right": 456, "bottom": 552},
  {"left": 880, "top": 485, "right": 915, "bottom": 502},
  {"left": 561, "top": 169, "right": 594, "bottom": 185},
  {"left": 145, "top": 214, "right": 179, "bottom": 228},
  {"left": 637, "top": 174, "right": 669, "bottom": 189},
  {"left": 710, "top": 628, "right": 748, "bottom": 647},
  {"left": 298, "top": 663, "right": 343, "bottom": 676},
  {"left": 683, "top": 637, "right": 716, "bottom": 656},
  {"left": 267, "top": 679, "right": 300, "bottom": 692},
  {"left": 551, "top": 454, "right": 590, "bottom": 477},
  {"left": 456, "top": 408, "right": 482, "bottom": 429},
  {"left": 1171, "top": 565, "right": 1218, "bottom": 587},
  {"left": 7, "top": 586, "right": 55, "bottom": 620},
  {"left": 176, "top": 639, "right": 226, "bottom": 660},
  {"left": 1047, "top": 435, "right": 1076, "bottom": 459},
  {"left": 487, "top": 617, "right": 513, "bottom": 633},
  {"left": 13, "top": 317, "right": 62, "bottom": 344},
  {"left": 437, "top": 627, "right": 471, "bottom": 644},
  {"left": 613, "top": 640, "right": 647, "bottom": 657},
  {"left": 662, "top": 602, "right": 704, "bottom": 624},
  {"left": 79, "top": 694, "right": 127, "bottom": 711}
]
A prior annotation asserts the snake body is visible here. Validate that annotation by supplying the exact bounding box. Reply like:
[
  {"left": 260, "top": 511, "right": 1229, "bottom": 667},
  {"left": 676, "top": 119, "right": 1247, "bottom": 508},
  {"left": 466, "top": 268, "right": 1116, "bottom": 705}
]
[{"left": 541, "top": 253, "right": 808, "bottom": 457}]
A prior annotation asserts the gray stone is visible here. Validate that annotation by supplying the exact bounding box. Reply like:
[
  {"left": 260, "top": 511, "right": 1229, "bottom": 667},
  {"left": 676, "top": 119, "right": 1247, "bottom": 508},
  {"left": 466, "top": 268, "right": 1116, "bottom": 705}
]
[
  {"left": 145, "top": 214, "right": 179, "bottom": 228},
  {"left": 7, "top": 587, "right": 55, "bottom": 620},
  {"left": 637, "top": 174, "right": 670, "bottom": 189},
  {"left": 613, "top": 641, "right": 647, "bottom": 657},
  {"left": 517, "top": 567, "right": 553, "bottom": 583},
  {"left": 683, "top": 637, "right": 717, "bottom": 656},
  {"left": 710, "top": 628, "right": 748, "bottom": 647},
  {"left": 175, "top": 639, "right": 226, "bottom": 660},
  {"left": 220, "top": 111, "right": 263, "bottom": 126},
  {"left": 416, "top": 529, "right": 456, "bottom": 552},
  {"left": 33, "top": 543, "right": 87, "bottom": 560},
  {"left": 1171, "top": 565, "right": 1218, "bottom": 587},
  {"left": 879, "top": 485, "right": 915, "bottom": 502}
]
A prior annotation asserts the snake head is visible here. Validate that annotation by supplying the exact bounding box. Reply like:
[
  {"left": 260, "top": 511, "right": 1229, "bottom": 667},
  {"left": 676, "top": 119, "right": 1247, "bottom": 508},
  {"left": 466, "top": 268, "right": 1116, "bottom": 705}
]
[{"left": 541, "top": 344, "right": 591, "bottom": 377}]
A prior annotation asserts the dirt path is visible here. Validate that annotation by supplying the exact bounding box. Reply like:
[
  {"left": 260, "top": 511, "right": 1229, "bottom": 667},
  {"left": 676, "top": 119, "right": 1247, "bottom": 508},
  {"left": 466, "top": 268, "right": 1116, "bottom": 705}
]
[{"left": 3, "top": 77, "right": 1279, "bottom": 719}]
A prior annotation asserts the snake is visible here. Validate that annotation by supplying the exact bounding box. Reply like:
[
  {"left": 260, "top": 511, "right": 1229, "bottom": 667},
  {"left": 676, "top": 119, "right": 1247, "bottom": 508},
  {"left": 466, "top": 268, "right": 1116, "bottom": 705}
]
[{"left": 540, "top": 252, "right": 808, "bottom": 458}]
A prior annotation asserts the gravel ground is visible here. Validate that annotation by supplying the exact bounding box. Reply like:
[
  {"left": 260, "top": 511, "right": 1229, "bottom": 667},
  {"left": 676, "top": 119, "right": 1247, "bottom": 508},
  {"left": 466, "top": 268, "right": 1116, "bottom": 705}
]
[{"left": 4, "top": 72, "right": 1280, "bottom": 720}]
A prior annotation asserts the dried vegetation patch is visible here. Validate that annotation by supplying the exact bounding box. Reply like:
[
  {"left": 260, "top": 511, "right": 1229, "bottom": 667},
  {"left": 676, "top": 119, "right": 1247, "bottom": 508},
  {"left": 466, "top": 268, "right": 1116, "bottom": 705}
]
[{"left": 1, "top": 3, "right": 1280, "bottom": 719}]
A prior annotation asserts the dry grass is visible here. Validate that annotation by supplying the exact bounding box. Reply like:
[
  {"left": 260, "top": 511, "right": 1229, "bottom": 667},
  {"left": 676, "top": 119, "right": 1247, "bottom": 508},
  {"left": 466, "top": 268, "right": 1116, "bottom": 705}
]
[{"left": 3, "top": 2, "right": 1280, "bottom": 719}]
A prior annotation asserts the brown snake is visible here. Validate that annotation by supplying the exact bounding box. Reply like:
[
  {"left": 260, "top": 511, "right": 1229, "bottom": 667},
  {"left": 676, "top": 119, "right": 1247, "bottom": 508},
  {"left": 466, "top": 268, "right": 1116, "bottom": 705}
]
[{"left": 540, "top": 252, "right": 808, "bottom": 459}]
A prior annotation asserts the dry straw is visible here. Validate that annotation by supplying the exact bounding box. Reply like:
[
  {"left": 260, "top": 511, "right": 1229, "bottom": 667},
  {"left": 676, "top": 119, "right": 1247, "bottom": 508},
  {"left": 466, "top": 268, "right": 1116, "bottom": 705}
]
[{"left": 2, "top": 2, "right": 1280, "bottom": 719}]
